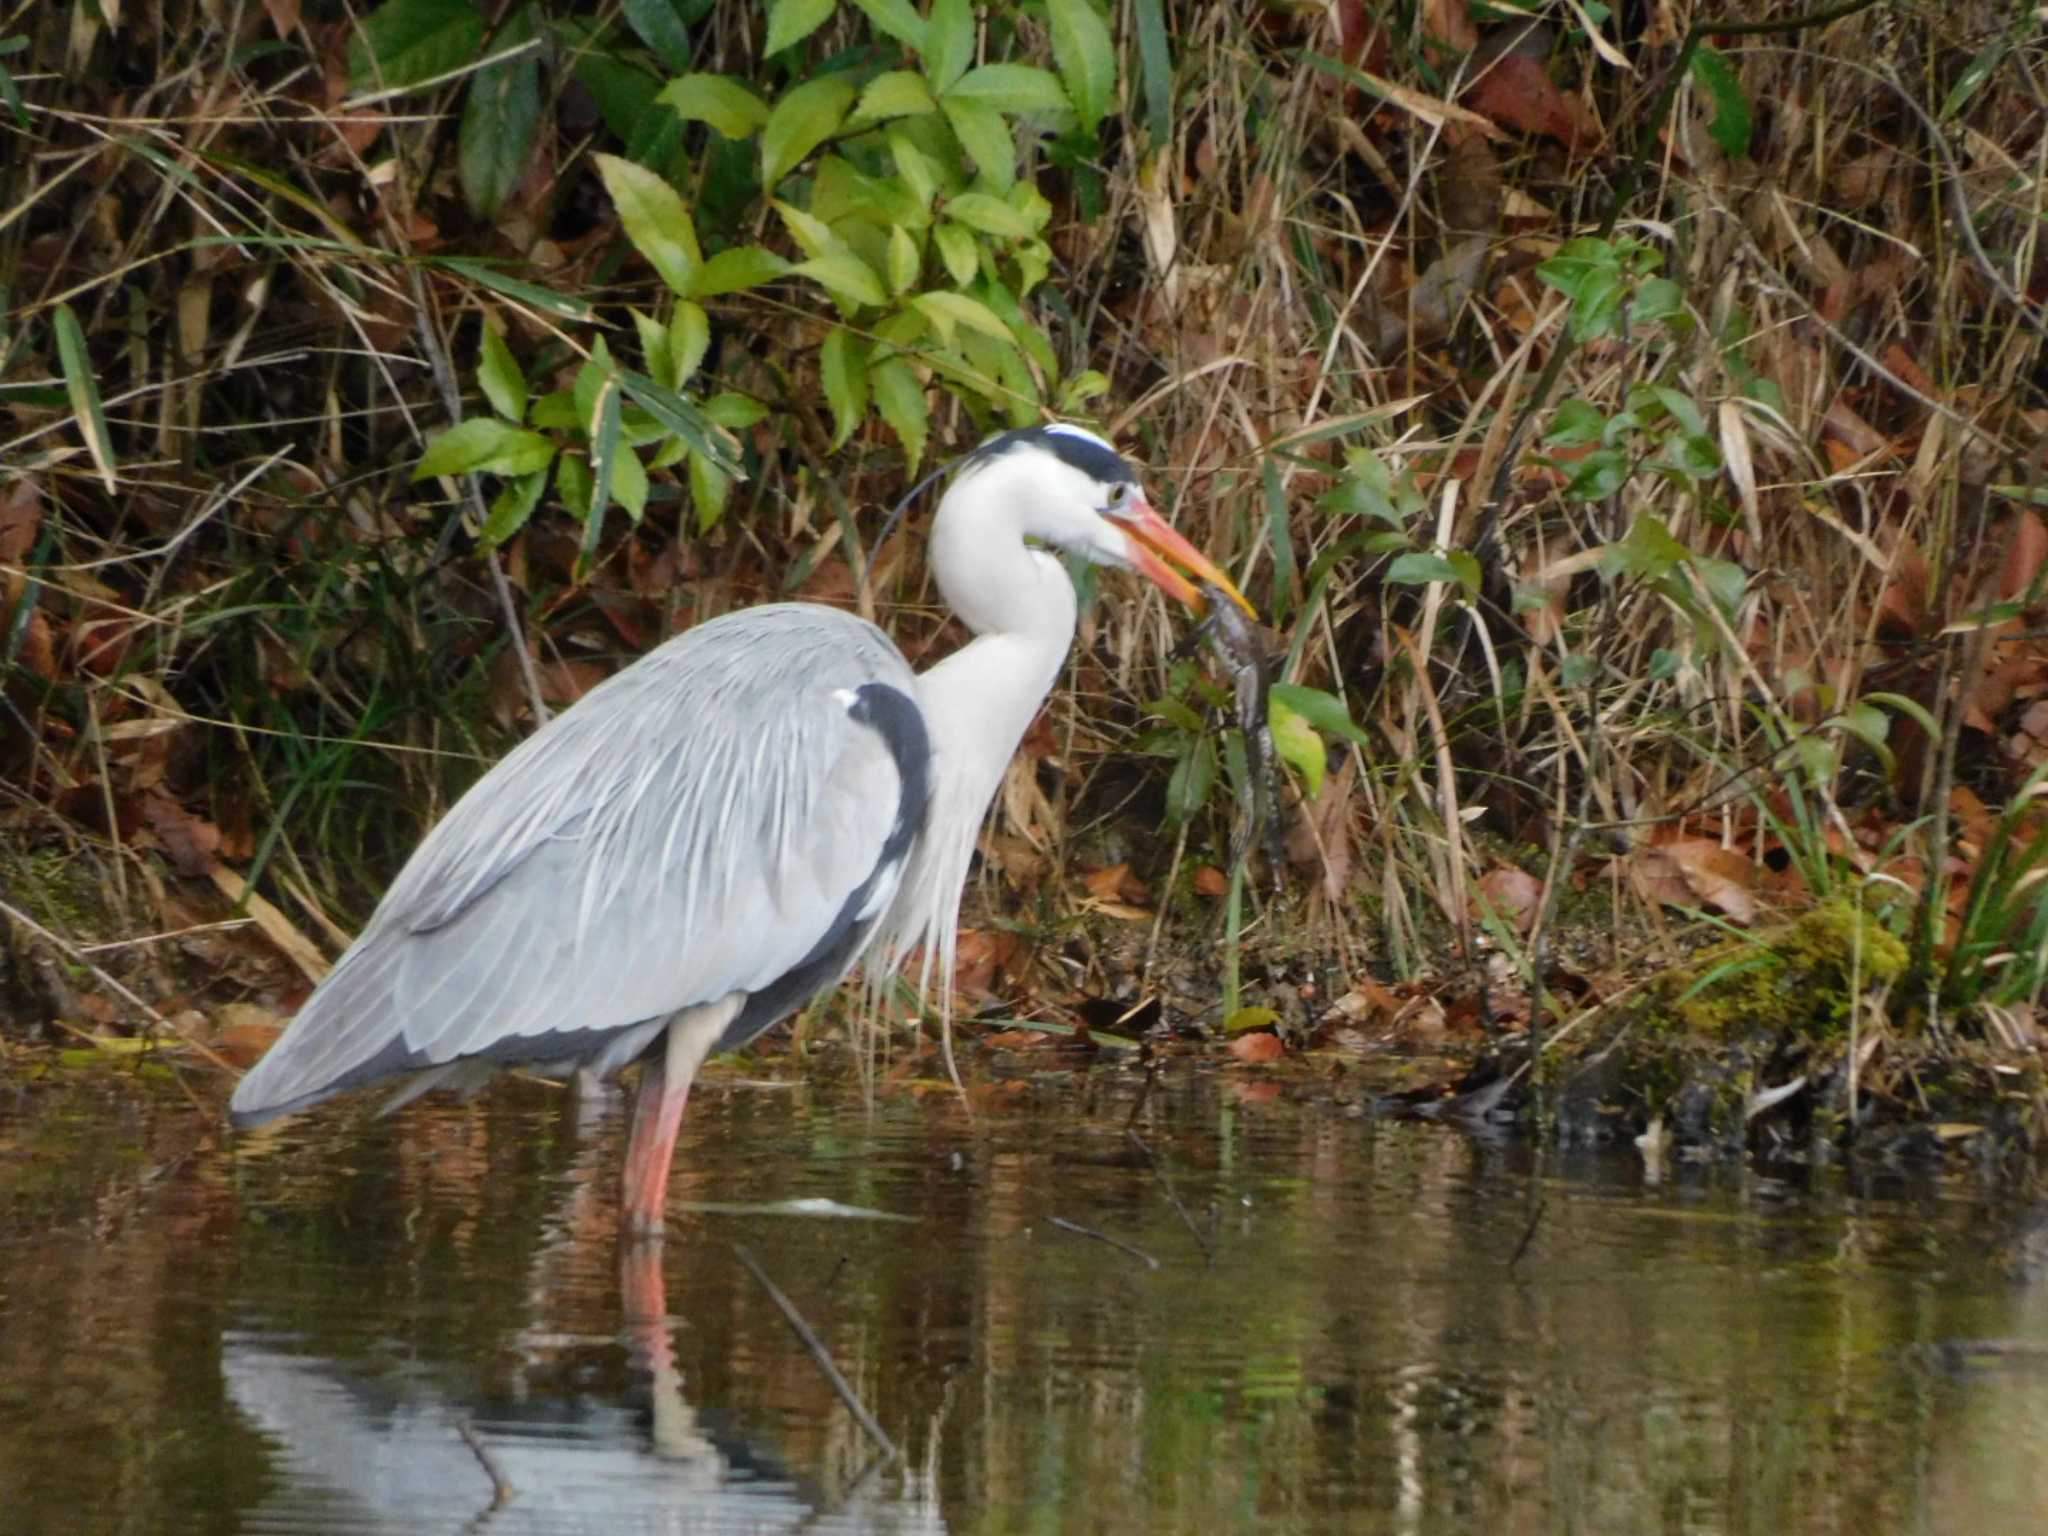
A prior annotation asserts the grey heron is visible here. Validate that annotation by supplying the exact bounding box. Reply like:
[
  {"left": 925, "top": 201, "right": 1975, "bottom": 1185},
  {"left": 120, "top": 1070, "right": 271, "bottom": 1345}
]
[{"left": 228, "top": 423, "right": 1248, "bottom": 1234}]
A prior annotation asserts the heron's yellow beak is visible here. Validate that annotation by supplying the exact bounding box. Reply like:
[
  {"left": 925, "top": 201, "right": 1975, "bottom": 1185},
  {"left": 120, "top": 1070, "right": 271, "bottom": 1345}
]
[{"left": 1114, "top": 500, "right": 1257, "bottom": 617}]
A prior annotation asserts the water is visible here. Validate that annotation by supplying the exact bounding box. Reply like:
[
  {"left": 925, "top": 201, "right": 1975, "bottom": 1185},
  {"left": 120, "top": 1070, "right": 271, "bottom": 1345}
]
[{"left": 3, "top": 1057, "right": 2047, "bottom": 1534}]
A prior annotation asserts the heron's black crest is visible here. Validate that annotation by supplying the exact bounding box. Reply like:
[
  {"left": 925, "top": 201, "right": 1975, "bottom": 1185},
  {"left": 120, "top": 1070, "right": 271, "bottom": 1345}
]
[{"left": 966, "top": 424, "right": 1137, "bottom": 487}]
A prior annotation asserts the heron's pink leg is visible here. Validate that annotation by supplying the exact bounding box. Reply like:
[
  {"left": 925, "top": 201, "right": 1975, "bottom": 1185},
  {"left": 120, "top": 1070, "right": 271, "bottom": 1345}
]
[{"left": 622, "top": 1055, "right": 689, "bottom": 1238}]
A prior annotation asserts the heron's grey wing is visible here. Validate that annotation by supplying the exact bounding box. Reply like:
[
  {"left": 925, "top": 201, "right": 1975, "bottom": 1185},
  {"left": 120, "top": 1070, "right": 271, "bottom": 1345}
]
[{"left": 229, "top": 606, "right": 926, "bottom": 1126}]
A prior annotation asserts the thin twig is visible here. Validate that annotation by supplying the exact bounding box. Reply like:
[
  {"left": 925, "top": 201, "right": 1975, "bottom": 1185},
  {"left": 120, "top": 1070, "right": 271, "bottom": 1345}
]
[
  {"left": 1508, "top": 1197, "right": 1546, "bottom": 1270},
  {"left": 456, "top": 1419, "right": 515, "bottom": 1509},
  {"left": 734, "top": 1245, "right": 901, "bottom": 1463},
  {"left": 1126, "top": 1130, "right": 1215, "bottom": 1265},
  {"left": 1047, "top": 1215, "right": 1161, "bottom": 1271}
]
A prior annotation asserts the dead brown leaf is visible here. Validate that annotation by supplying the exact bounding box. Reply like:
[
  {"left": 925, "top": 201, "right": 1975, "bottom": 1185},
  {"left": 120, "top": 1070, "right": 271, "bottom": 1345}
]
[{"left": 1228, "top": 1031, "right": 1285, "bottom": 1064}]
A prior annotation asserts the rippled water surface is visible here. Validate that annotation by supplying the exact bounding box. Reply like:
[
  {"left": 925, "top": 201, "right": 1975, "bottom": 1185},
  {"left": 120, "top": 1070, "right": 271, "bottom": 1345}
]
[{"left": 4, "top": 1056, "right": 2048, "bottom": 1535}]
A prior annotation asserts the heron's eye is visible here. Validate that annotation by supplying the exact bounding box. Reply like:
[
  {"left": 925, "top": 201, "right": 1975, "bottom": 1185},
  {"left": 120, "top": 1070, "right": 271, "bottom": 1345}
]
[{"left": 1104, "top": 482, "right": 1131, "bottom": 511}]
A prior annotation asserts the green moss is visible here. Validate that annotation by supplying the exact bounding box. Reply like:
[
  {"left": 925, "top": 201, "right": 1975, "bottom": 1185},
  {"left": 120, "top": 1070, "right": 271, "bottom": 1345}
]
[{"left": 1657, "top": 900, "right": 1908, "bottom": 1042}]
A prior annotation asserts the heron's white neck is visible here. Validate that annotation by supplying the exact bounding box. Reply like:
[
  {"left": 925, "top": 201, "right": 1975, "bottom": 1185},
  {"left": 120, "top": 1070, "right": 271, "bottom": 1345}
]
[{"left": 874, "top": 469, "right": 1081, "bottom": 1011}]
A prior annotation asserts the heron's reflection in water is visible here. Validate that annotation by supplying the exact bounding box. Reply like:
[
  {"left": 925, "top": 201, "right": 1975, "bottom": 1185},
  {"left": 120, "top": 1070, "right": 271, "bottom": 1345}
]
[{"left": 225, "top": 1089, "right": 942, "bottom": 1535}]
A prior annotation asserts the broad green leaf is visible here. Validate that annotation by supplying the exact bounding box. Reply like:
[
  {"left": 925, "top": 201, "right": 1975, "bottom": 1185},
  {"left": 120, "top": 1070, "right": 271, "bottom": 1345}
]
[
  {"left": 1131, "top": 0, "right": 1171, "bottom": 145},
  {"left": 849, "top": 0, "right": 926, "bottom": 49},
  {"left": 1833, "top": 701, "right": 1890, "bottom": 752},
  {"left": 480, "top": 468, "right": 547, "bottom": 547},
  {"left": 349, "top": 0, "right": 484, "bottom": 92},
  {"left": 1607, "top": 514, "right": 1688, "bottom": 579},
  {"left": 669, "top": 300, "right": 710, "bottom": 384},
  {"left": 1165, "top": 734, "right": 1216, "bottom": 822},
  {"left": 1564, "top": 447, "right": 1629, "bottom": 501},
  {"left": 595, "top": 153, "right": 701, "bottom": 297},
  {"left": 1642, "top": 385, "right": 1706, "bottom": 436},
  {"left": 1385, "top": 551, "right": 1470, "bottom": 590},
  {"left": 923, "top": 0, "right": 973, "bottom": 93},
  {"left": 1547, "top": 398, "right": 1604, "bottom": 446},
  {"left": 52, "top": 303, "right": 115, "bottom": 492},
  {"left": 761, "top": 75, "right": 857, "bottom": 185},
  {"left": 414, "top": 417, "right": 557, "bottom": 478},
  {"left": 943, "top": 100, "right": 1016, "bottom": 190},
  {"left": 1269, "top": 683, "right": 1371, "bottom": 746},
  {"left": 1688, "top": 45, "right": 1752, "bottom": 158},
  {"left": 792, "top": 252, "right": 887, "bottom": 307},
  {"left": 656, "top": 73, "right": 772, "bottom": 138},
  {"left": 1630, "top": 276, "right": 1686, "bottom": 326},
  {"left": 933, "top": 222, "right": 980, "bottom": 285},
  {"left": 1224, "top": 1006, "right": 1282, "bottom": 1036},
  {"left": 764, "top": 0, "right": 836, "bottom": 57},
  {"left": 689, "top": 447, "right": 732, "bottom": 530},
  {"left": 530, "top": 389, "right": 578, "bottom": 429},
  {"left": 630, "top": 309, "right": 670, "bottom": 390},
  {"left": 820, "top": 327, "right": 870, "bottom": 448},
  {"left": 773, "top": 199, "right": 842, "bottom": 260},
  {"left": 1268, "top": 698, "right": 1327, "bottom": 798},
  {"left": 1014, "top": 237, "right": 1051, "bottom": 293},
  {"left": 888, "top": 130, "right": 939, "bottom": 207},
  {"left": 457, "top": 2, "right": 539, "bottom": 218},
  {"left": 943, "top": 190, "right": 1032, "bottom": 238},
  {"left": 1568, "top": 268, "right": 1625, "bottom": 342},
  {"left": 1661, "top": 432, "right": 1722, "bottom": 482},
  {"left": 611, "top": 441, "right": 649, "bottom": 521},
  {"left": 1691, "top": 555, "right": 1747, "bottom": 617},
  {"left": 477, "top": 321, "right": 527, "bottom": 422},
  {"left": 855, "top": 70, "right": 937, "bottom": 121},
  {"left": 945, "top": 63, "right": 1069, "bottom": 115},
  {"left": 887, "top": 225, "right": 921, "bottom": 295},
  {"left": 695, "top": 245, "right": 789, "bottom": 295},
  {"left": 620, "top": 0, "right": 694, "bottom": 72},
  {"left": 1046, "top": 0, "right": 1116, "bottom": 133},
  {"left": 871, "top": 355, "right": 928, "bottom": 467},
  {"left": 1008, "top": 181, "right": 1054, "bottom": 232},
  {"left": 557, "top": 453, "right": 593, "bottom": 520},
  {"left": 913, "top": 290, "right": 1011, "bottom": 341},
  {"left": 705, "top": 391, "right": 770, "bottom": 429}
]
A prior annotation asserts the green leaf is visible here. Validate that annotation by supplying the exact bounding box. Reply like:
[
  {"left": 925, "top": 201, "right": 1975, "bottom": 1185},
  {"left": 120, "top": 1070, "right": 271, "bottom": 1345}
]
[
  {"left": 793, "top": 252, "right": 886, "bottom": 307},
  {"left": 669, "top": 301, "right": 710, "bottom": 384},
  {"left": 820, "top": 326, "right": 870, "bottom": 449},
  {"left": 1165, "top": 734, "right": 1217, "bottom": 822},
  {"left": 1270, "top": 683, "right": 1370, "bottom": 746},
  {"left": 1630, "top": 276, "right": 1685, "bottom": 327},
  {"left": 695, "top": 244, "right": 790, "bottom": 295},
  {"left": 477, "top": 321, "right": 527, "bottom": 422},
  {"left": 1568, "top": 268, "right": 1626, "bottom": 341},
  {"left": 761, "top": 75, "right": 857, "bottom": 185},
  {"left": 942, "top": 190, "right": 1032, "bottom": 238},
  {"left": 689, "top": 447, "right": 733, "bottom": 531},
  {"left": 1943, "top": 28, "right": 2014, "bottom": 119},
  {"left": 556, "top": 452, "right": 593, "bottom": 520},
  {"left": 349, "top": 0, "right": 484, "bottom": 92},
  {"left": 705, "top": 391, "right": 770, "bottom": 429},
  {"left": 888, "top": 130, "right": 939, "bottom": 207},
  {"left": 764, "top": 0, "right": 836, "bottom": 57},
  {"left": 1224, "top": 1006, "right": 1282, "bottom": 1036},
  {"left": 924, "top": 0, "right": 974, "bottom": 93},
  {"left": 887, "top": 225, "right": 921, "bottom": 295},
  {"left": 856, "top": 70, "right": 937, "bottom": 120},
  {"left": 871, "top": 355, "right": 929, "bottom": 467},
  {"left": 595, "top": 153, "right": 701, "bottom": 297},
  {"left": 943, "top": 100, "right": 1016, "bottom": 190},
  {"left": 1131, "top": 0, "right": 1171, "bottom": 146},
  {"left": 1547, "top": 398, "right": 1604, "bottom": 446},
  {"left": 945, "top": 63, "right": 1069, "bottom": 115},
  {"left": 1689, "top": 45, "right": 1752, "bottom": 158},
  {"left": 414, "top": 418, "right": 557, "bottom": 479},
  {"left": 1606, "top": 514, "right": 1688, "bottom": 579},
  {"left": 457, "top": 3, "right": 540, "bottom": 218},
  {"left": 618, "top": 369, "right": 743, "bottom": 476},
  {"left": 656, "top": 73, "right": 772, "bottom": 138},
  {"left": 52, "top": 303, "right": 115, "bottom": 492},
  {"left": 849, "top": 0, "right": 926, "bottom": 49},
  {"left": 1564, "top": 446, "right": 1629, "bottom": 501},
  {"left": 434, "top": 257, "right": 592, "bottom": 319},
  {"left": 1268, "top": 698, "right": 1328, "bottom": 798},
  {"left": 584, "top": 378, "right": 624, "bottom": 560},
  {"left": 934, "top": 222, "right": 980, "bottom": 285},
  {"left": 611, "top": 440, "right": 649, "bottom": 522},
  {"left": 1662, "top": 432, "right": 1722, "bottom": 482},
  {"left": 620, "top": 0, "right": 695, "bottom": 72},
  {"left": 913, "top": 290, "right": 1011, "bottom": 342},
  {"left": 773, "top": 198, "right": 841, "bottom": 260},
  {"left": 480, "top": 469, "right": 547, "bottom": 547},
  {"left": 1385, "top": 552, "right": 1467, "bottom": 589},
  {"left": 1046, "top": 0, "right": 1116, "bottom": 134},
  {"left": 1691, "top": 555, "right": 1747, "bottom": 617},
  {"left": 1865, "top": 690, "right": 1942, "bottom": 740}
]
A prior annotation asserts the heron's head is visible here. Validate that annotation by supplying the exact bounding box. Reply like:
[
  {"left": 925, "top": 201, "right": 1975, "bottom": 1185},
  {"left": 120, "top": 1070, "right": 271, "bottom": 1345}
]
[{"left": 950, "top": 424, "right": 1255, "bottom": 615}]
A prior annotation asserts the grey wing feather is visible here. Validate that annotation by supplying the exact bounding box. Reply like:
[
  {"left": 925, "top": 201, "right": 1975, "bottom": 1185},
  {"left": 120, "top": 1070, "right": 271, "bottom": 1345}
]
[{"left": 230, "top": 605, "right": 917, "bottom": 1125}]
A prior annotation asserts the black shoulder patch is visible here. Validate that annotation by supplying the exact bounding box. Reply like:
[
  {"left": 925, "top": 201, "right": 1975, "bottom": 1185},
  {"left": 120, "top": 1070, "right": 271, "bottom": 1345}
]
[
  {"left": 966, "top": 425, "right": 1137, "bottom": 488},
  {"left": 847, "top": 682, "right": 932, "bottom": 860}
]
